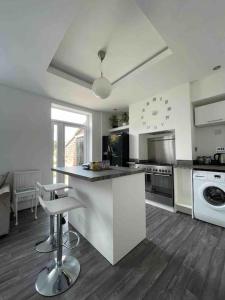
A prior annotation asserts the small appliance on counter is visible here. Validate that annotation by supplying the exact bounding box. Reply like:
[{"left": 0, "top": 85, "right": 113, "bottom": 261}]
[
  {"left": 195, "top": 146, "right": 225, "bottom": 166},
  {"left": 214, "top": 153, "right": 225, "bottom": 164},
  {"left": 196, "top": 156, "right": 212, "bottom": 165},
  {"left": 82, "top": 161, "right": 110, "bottom": 171},
  {"left": 213, "top": 146, "right": 225, "bottom": 165},
  {"left": 82, "top": 163, "right": 90, "bottom": 170},
  {"left": 127, "top": 161, "right": 136, "bottom": 168}
]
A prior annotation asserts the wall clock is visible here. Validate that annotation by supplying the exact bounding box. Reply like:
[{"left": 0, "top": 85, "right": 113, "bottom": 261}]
[{"left": 140, "top": 96, "right": 172, "bottom": 130}]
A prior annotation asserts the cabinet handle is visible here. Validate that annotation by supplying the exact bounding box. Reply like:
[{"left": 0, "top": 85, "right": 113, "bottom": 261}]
[
  {"left": 154, "top": 173, "right": 171, "bottom": 177},
  {"left": 207, "top": 118, "right": 223, "bottom": 123}
]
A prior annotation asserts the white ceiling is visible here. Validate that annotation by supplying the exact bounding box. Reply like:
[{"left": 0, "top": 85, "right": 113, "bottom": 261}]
[
  {"left": 51, "top": 0, "right": 167, "bottom": 84},
  {"left": 0, "top": 0, "right": 225, "bottom": 111}
]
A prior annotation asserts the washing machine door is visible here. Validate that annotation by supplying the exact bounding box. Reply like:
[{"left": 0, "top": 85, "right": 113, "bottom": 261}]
[{"left": 203, "top": 185, "right": 225, "bottom": 207}]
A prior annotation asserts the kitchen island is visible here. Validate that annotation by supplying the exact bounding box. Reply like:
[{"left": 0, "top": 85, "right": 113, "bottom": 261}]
[{"left": 53, "top": 166, "right": 146, "bottom": 265}]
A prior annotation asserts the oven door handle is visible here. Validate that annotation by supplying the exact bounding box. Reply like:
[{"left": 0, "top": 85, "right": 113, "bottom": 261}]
[
  {"left": 154, "top": 173, "right": 171, "bottom": 177},
  {"left": 145, "top": 172, "right": 153, "bottom": 175}
]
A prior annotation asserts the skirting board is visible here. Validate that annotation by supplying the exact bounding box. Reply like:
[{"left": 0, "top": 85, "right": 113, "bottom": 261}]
[
  {"left": 145, "top": 200, "right": 175, "bottom": 213},
  {"left": 175, "top": 204, "right": 192, "bottom": 215}
]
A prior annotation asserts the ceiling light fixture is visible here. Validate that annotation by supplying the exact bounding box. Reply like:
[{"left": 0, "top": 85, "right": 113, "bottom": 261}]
[{"left": 92, "top": 49, "right": 112, "bottom": 99}]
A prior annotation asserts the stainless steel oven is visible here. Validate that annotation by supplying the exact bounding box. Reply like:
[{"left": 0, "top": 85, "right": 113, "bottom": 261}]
[
  {"left": 137, "top": 164, "right": 174, "bottom": 207},
  {"left": 135, "top": 132, "right": 175, "bottom": 207}
]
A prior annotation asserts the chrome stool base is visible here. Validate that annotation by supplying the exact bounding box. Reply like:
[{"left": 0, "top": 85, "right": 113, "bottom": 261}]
[
  {"left": 35, "top": 235, "right": 57, "bottom": 253},
  {"left": 35, "top": 255, "right": 80, "bottom": 297}
]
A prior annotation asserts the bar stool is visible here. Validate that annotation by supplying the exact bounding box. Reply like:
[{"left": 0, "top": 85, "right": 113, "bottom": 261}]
[
  {"left": 35, "top": 182, "right": 71, "bottom": 253},
  {"left": 35, "top": 192, "right": 85, "bottom": 296}
]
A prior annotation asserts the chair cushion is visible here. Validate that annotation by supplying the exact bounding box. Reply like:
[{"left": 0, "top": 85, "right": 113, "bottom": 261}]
[{"left": 39, "top": 196, "right": 85, "bottom": 215}]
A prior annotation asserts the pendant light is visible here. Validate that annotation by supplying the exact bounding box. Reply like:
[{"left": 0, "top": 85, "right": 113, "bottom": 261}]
[{"left": 92, "top": 49, "right": 112, "bottom": 99}]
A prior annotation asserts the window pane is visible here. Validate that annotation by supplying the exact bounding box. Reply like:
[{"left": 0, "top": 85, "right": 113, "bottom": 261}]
[
  {"left": 64, "top": 126, "right": 85, "bottom": 184},
  {"left": 51, "top": 107, "right": 87, "bottom": 124},
  {"left": 52, "top": 124, "right": 58, "bottom": 184},
  {"left": 65, "top": 126, "right": 85, "bottom": 167}
]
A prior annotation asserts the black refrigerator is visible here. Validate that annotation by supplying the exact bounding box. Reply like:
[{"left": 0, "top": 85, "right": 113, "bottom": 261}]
[{"left": 102, "top": 132, "right": 129, "bottom": 167}]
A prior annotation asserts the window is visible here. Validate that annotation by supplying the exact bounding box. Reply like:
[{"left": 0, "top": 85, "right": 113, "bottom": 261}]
[
  {"left": 51, "top": 104, "right": 90, "bottom": 183},
  {"left": 52, "top": 124, "right": 58, "bottom": 183},
  {"left": 51, "top": 107, "right": 87, "bottom": 124}
]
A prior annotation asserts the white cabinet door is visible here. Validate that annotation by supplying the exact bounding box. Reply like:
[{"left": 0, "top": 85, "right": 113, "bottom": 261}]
[
  {"left": 174, "top": 167, "right": 192, "bottom": 215},
  {"left": 195, "top": 100, "right": 225, "bottom": 126}
]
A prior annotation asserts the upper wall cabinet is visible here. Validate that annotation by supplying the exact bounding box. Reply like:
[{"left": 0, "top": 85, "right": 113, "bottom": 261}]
[{"left": 195, "top": 100, "right": 225, "bottom": 127}]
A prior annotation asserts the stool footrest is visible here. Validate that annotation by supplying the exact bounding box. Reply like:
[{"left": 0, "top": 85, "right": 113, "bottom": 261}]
[{"left": 63, "top": 230, "right": 80, "bottom": 249}]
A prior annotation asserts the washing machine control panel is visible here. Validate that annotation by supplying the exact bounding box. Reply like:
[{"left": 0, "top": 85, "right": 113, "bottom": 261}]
[
  {"left": 193, "top": 170, "right": 225, "bottom": 183},
  {"left": 207, "top": 172, "right": 225, "bottom": 182}
]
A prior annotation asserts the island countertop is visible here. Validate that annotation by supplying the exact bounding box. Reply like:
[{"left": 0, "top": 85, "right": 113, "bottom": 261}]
[{"left": 52, "top": 166, "right": 145, "bottom": 182}]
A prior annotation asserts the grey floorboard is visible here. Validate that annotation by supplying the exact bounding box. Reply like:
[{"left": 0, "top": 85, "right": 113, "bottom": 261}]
[{"left": 0, "top": 204, "right": 225, "bottom": 300}]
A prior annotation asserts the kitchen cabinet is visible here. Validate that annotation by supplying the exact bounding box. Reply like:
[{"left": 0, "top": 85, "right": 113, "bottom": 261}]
[
  {"left": 54, "top": 166, "right": 146, "bottom": 265},
  {"left": 195, "top": 100, "right": 225, "bottom": 126},
  {"left": 174, "top": 167, "right": 192, "bottom": 215}
]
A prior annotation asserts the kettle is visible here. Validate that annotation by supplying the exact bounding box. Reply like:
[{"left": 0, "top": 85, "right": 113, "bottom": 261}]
[{"left": 214, "top": 153, "right": 225, "bottom": 164}]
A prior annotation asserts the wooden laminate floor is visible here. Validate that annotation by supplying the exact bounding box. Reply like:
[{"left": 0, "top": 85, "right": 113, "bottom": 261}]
[{"left": 0, "top": 205, "right": 225, "bottom": 300}]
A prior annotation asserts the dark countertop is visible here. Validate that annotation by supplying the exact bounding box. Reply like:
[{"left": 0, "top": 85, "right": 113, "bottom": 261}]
[
  {"left": 192, "top": 164, "right": 225, "bottom": 172},
  {"left": 52, "top": 166, "right": 145, "bottom": 182},
  {"left": 174, "top": 160, "right": 193, "bottom": 168},
  {"left": 174, "top": 161, "right": 193, "bottom": 169},
  {"left": 174, "top": 160, "right": 225, "bottom": 172}
]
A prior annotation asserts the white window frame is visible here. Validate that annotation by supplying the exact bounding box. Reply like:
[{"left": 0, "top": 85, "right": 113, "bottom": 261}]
[{"left": 51, "top": 104, "right": 90, "bottom": 182}]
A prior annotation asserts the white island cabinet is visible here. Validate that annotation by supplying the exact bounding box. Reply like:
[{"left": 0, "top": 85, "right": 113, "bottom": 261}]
[{"left": 53, "top": 166, "right": 146, "bottom": 265}]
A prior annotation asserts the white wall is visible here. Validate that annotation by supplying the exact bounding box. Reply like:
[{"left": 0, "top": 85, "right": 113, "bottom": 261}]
[
  {"left": 193, "top": 125, "right": 225, "bottom": 159},
  {"left": 129, "top": 83, "right": 193, "bottom": 160},
  {"left": 100, "top": 112, "right": 111, "bottom": 136},
  {"left": 89, "top": 111, "right": 112, "bottom": 162},
  {"left": 174, "top": 167, "right": 193, "bottom": 213},
  {"left": 0, "top": 86, "right": 55, "bottom": 210},
  {"left": 0, "top": 84, "right": 52, "bottom": 184},
  {"left": 90, "top": 110, "right": 102, "bottom": 161}
]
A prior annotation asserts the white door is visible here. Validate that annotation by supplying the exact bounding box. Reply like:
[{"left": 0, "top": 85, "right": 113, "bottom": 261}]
[
  {"left": 51, "top": 105, "right": 89, "bottom": 183},
  {"left": 52, "top": 122, "right": 87, "bottom": 183}
]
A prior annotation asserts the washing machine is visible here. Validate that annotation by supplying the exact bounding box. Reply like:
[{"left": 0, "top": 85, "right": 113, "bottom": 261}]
[{"left": 193, "top": 170, "right": 225, "bottom": 228}]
